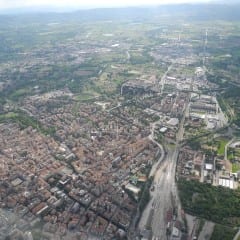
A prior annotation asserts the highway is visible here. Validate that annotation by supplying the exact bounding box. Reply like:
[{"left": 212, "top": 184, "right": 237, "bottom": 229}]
[
  {"left": 138, "top": 124, "right": 181, "bottom": 240},
  {"left": 149, "top": 121, "right": 165, "bottom": 177},
  {"left": 152, "top": 86, "right": 190, "bottom": 238},
  {"left": 150, "top": 146, "right": 180, "bottom": 240},
  {"left": 138, "top": 77, "right": 191, "bottom": 239},
  {"left": 160, "top": 64, "right": 173, "bottom": 94}
]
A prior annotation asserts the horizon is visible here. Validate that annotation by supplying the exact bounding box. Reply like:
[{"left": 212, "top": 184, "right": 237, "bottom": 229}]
[{"left": 0, "top": 0, "right": 213, "bottom": 12}]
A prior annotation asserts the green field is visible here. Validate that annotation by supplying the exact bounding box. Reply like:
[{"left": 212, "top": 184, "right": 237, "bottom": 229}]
[
  {"left": 217, "top": 139, "right": 228, "bottom": 156},
  {"left": 74, "top": 93, "right": 97, "bottom": 101},
  {"left": 232, "top": 163, "right": 240, "bottom": 173}
]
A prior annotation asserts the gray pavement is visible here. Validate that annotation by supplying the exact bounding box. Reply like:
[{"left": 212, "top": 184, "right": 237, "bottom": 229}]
[{"left": 198, "top": 221, "right": 215, "bottom": 240}]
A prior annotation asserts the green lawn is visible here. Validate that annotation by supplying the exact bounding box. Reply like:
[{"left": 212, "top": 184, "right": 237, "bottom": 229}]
[
  {"left": 235, "top": 149, "right": 240, "bottom": 158},
  {"left": 232, "top": 163, "right": 240, "bottom": 173},
  {"left": 217, "top": 139, "right": 228, "bottom": 156},
  {"left": 228, "top": 148, "right": 240, "bottom": 162},
  {"left": 0, "top": 112, "right": 18, "bottom": 120},
  {"left": 74, "top": 93, "right": 96, "bottom": 101}
]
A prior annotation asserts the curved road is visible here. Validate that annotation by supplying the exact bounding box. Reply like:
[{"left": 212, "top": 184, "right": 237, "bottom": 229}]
[
  {"left": 151, "top": 146, "right": 180, "bottom": 239},
  {"left": 149, "top": 121, "right": 165, "bottom": 177},
  {"left": 138, "top": 78, "right": 191, "bottom": 239},
  {"left": 138, "top": 118, "right": 180, "bottom": 240}
]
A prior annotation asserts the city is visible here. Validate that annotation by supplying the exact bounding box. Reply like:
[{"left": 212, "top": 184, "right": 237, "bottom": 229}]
[{"left": 0, "top": 2, "right": 240, "bottom": 240}]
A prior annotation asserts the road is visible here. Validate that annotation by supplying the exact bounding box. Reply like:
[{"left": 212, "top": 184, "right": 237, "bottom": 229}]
[
  {"left": 160, "top": 64, "right": 173, "bottom": 94},
  {"left": 198, "top": 221, "right": 215, "bottom": 240},
  {"left": 138, "top": 125, "right": 181, "bottom": 240},
  {"left": 150, "top": 146, "right": 180, "bottom": 239},
  {"left": 224, "top": 137, "right": 235, "bottom": 160},
  {"left": 137, "top": 119, "right": 166, "bottom": 231},
  {"left": 149, "top": 121, "right": 165, "bottom": 177},
  {"left": 149, "top": 117, "right": 186, "bottom": 240},
  {"left": 137, "top": 146, "right": 179, "bottom": 239},
  {"left": 233, "top": 228, "right": 240, "bottom": 240},
  {"left": 126, "top": 51, "right": 131, "bottom": 60},
  {"left": 138, "top": 72, "right": 192, "bottom": 239}
]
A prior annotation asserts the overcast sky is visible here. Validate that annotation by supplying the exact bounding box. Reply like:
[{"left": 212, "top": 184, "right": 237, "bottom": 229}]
[{"left": 0, "top": 0, "right": 211, "bottom": 10}]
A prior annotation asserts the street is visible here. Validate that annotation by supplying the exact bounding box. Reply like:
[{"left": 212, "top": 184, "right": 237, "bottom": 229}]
[
  {"left": 138, "top": 72, "right": 191, "bottom": 239},
  {"left": 150, "top": 146, "right": 180, "bottom": 239}
]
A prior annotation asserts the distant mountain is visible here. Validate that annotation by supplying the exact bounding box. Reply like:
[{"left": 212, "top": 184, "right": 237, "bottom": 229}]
[
  {"left": 0, "top": 6, "right": 78, "bottom": 15},
  {"left": 71, "top": 4, "right": 240, "bottom": 22},
  {"left": 0, "top": 3, "right": 240, "bottom": 22}
]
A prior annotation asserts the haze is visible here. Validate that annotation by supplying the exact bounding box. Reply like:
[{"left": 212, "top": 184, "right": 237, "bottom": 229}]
[{"left": 0, "top": 0, "right": 211, "bottom": 10}]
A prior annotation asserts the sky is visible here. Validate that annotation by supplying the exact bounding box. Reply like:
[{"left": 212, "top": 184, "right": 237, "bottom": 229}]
[{"left": 0, "top": 0, "right": 211, "bottom": 10}]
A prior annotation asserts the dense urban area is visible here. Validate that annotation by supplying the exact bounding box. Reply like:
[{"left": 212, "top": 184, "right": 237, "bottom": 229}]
[{"left": 0, "top": 3, "right": 240, "bottom": 240}]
